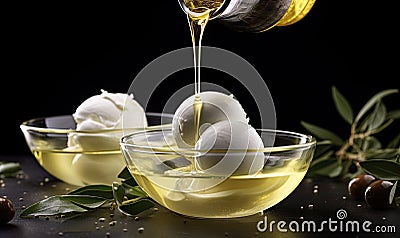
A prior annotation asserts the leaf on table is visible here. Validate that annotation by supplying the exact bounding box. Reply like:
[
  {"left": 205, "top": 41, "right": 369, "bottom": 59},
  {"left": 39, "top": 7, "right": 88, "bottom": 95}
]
[
  {"left": 359, "top": 160, "right": 400, "bottom": 180},
  {"left": 123, "top": 178, "right": 138, "bottom": 187},
  {"left": 68, "top": 185, "right": 113, "bottom": 199},
  {"left": 354, "top": 88, "right": 398, "bottom": 125},
  {"left": 20, "top": 195, "right": 108, "bottom": 218},
  {"left": 0, "top": 162, "right": 22, "bottom": 177},
  {"left": 301, "top": 121, "right": 343, "bottom": 146},
  {"left": 124, "top": 185, "right": 148, "bottom": 199},
  {"left": 112, "top": 182, "right": 125, "bottom": 205},
  {"left": 118, "top": 199, "right": 155, "bottom": 216},
  {"left": 332, "top": 86, "right": 354, "bottom": 124},
  {"left": 118, "top": 167, "right": 133, "bottom": 180},
  {"left": 66, "top": 195, "right": 108, "bottom": 209}
]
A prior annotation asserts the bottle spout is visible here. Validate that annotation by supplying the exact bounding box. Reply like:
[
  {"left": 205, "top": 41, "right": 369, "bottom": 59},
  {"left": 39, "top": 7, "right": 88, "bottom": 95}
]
[{"left": 177, "top": 0, "right": 230, "bottom": 20}]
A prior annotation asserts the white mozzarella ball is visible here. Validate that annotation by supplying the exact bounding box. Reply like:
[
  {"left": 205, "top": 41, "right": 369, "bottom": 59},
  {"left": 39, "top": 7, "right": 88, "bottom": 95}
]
[
  {"left": 172, "top": 91, "right": 248, "bottom": 148},
  {"left": 71, "top": 154, "right": 126, "bottom": 185},
  {"left": 195, "top": 120, "right": 265, "bottom": 176}
]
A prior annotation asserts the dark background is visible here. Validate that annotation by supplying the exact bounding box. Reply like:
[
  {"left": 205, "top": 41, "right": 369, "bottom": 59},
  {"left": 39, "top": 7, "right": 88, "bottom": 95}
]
[{"left": 3, "top": 1, "right": 399, "bottom": 156}]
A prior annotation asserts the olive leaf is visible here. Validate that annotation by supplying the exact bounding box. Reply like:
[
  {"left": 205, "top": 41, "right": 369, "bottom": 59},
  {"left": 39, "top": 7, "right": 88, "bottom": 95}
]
[
  {"left": 364, "top": 148, "right": 400, "bottom": 159},
  {"left": 309, "top": 158, "right": 343, "bottom": 178},
  {"left": 353, "top": 88, "right": 398, "bottom": 125},
  {"left": 389, "top": 181, "right": 398, "bottom": 205},
  {"left": 118, "top": 167, "right": 138, "bottom": 187},
  {"left": 21, "top": 166, "right": 155, "bottom": 219},
  {"left": 68, "top": 184, "right": 113, "bottom": 199},
  {"left": 359, "top": 160, "right": 400, "bottom": 180},
  {"left": 300, "top": 121, "right": 343, "bottom": 146},
  {"left": 366, "top": 101, "right": 387, "bottom": 131},
  {"left": 387, "top": 109, "right": 400, "bottom": 120},
  {"left": 332, "top": 86, "right": 354, "bottom": 124},
  {"left": 118, "top": 199, "right": 155, "bottom": 216},
  {"left": 361, "top": 136, "right": 381, "bottom": 150},
  {"left": 302, "top": 86, "right": 400, "bottom": 180},
  {"left": 20, "top": 195, "right": 108, "bottom": 218},
  {"left": 118, "top": 167, "right": 132, "bottom": 180},
  {"left": 387, "top": 133, "right": 400, "bottom": 148},
  {"left": 0, "top": 161, "right": 22, "bottom": 177},
  {"left": 308, "top": 151, "right": 342, "bottom": 178},
  {"left": 123, "top": 183, "right": 148, "bottom": 198},
  {"left": 112, "top": 182, "right": 125, "bottom": 205}
]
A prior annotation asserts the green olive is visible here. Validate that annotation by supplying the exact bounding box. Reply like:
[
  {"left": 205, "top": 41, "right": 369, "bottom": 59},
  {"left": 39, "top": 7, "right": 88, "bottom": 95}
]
[
  {"left": 365, "top": 180, "right": 394, "bottom": 209},
  {"left": 0, "top": 196, "right": 15, "bottom": 224},
  {"left": 348, "top": 174, "right": 376, "bottom": 201}
]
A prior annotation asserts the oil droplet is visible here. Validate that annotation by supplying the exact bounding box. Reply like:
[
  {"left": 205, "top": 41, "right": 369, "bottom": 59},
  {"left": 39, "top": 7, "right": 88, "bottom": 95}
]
[
  {"left": 105, "top": 232, "right": 111, "bottom": 237},
  {"left": 134, "top": 216, "right": 140, "bottom": 221},
  {"left": 308, "top": 204, "right": 314, "bottom": 209},
  {"left": 138, "top": 227, "right": 144, "bottom": 233},
  {"left": 58, "top": 232, "right": 63, "bottom": 236},
  {"left": 123, "top": 228, "right": 128, "bottom": 232},
  {"left": 109, "top": 221, "right": 117, "bottom": 226},
  {"left": 99, "top": 217, "right": 106, "bottom": 222}
]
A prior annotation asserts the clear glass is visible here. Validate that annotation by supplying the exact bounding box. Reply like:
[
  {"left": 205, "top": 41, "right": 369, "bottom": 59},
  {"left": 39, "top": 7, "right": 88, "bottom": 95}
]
[
  {"left": 20, "top": 113, "right": 173, "bottom": 187},
  {"left": 120, "top": 126, "right": 316, "bottom": 218}
]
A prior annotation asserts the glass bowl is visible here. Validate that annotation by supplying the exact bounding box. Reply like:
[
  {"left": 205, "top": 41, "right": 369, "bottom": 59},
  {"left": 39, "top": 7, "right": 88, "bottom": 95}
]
[
  {"left": 120, "top": 127, "right": 316, "bottom": 219},
  {"left": 20, "top": 112, "right": 173, "bottom": 187}
]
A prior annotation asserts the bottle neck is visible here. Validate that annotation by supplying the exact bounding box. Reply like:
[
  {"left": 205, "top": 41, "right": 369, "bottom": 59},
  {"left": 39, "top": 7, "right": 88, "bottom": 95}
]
[
  {"left": 216, "top": 0, "right": 259, "bottom": 21},
  {"left": 178, "top": 0, "right": 233, "bottom": 19}
]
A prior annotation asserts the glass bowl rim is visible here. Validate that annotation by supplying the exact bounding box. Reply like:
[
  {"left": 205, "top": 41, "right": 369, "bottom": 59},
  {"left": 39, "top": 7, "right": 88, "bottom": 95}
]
[
  {"left": 120, "top": 127, "right": 316, "bottom": 154},
  {"left": 20, "top": 112, "right": 174, "bottom": 134}
]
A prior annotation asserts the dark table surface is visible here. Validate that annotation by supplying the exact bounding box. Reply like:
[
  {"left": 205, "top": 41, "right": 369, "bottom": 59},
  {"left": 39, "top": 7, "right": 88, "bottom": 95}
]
[{"left": 0, "top": 155, "right": 399, "bottom": 238}]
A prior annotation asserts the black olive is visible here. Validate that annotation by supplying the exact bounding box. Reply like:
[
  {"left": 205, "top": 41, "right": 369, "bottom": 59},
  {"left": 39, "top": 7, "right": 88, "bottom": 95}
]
[
  {"left": 348, "top": 174, "right": 376, "bottom": 201},
  {"left": 0, "top": 196, "right": 15, "bottom": 224},
  {"left": 365, "top": 180, "right": 394, "bottom": 209}
]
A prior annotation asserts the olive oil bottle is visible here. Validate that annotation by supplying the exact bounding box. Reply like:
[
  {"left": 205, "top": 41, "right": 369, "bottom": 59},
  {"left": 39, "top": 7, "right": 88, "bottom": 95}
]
[{"left": 180, "top": 0, "right": 316, "bottom": 32}]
